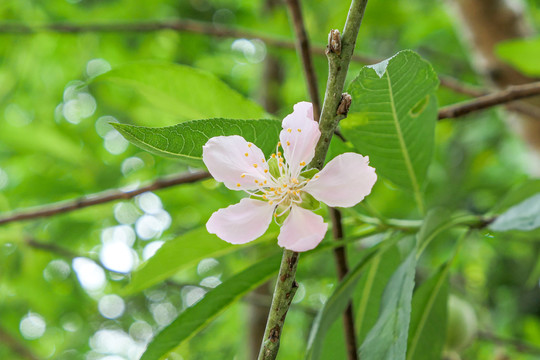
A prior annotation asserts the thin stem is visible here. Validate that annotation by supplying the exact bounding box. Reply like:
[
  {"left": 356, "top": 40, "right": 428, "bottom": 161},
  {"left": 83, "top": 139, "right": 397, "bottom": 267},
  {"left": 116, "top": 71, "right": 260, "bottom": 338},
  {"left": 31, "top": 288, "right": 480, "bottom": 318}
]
[
  {"left": 284, "top": 1, "right": 358, "bottom": 356},
  {"left": 285, "top": 0, "right": 321, "bottom": 121},
  {"left": 258, "top": 250, "right": 300, "bottom": 359},
  {"left": 257, "top": 1, "right": 370, "bottom": 359},
  {"left": 438, "top": 81, "right": 540, "bottom": 120},
  {"left": 0, "top": 170, "right": 210, "bottom": 226},
  {"left": 330, "top": 208, "right": 358, "bottom": 360}
]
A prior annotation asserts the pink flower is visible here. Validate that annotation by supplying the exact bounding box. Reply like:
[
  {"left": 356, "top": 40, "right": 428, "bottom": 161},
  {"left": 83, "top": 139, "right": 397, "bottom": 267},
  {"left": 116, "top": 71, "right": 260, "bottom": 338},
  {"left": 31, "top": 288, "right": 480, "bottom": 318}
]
[{"left": 202, "top": 102, "right": 377, "bottom": 252}]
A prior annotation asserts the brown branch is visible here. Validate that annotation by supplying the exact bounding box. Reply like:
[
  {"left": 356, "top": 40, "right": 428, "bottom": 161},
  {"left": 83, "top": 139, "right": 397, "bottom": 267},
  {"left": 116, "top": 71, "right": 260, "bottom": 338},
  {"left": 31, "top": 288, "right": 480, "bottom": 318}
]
[
  {"left": 438, "top": 81, "right": 540, "bottom": 120},
  {"left": 330, "top": 208, "right": 359, "bottom": 360},
  {"left": 285, "top": 0, "right": 321, "bottom": 121},
  {"left": 0, "top": 170, "right": 210, "bottom": 226},
  {"left": 478, "top": 331, "right": 540, "bottom": 356},
  {"left": 0, "top": 326, "right": 40, "bottom": 360}
]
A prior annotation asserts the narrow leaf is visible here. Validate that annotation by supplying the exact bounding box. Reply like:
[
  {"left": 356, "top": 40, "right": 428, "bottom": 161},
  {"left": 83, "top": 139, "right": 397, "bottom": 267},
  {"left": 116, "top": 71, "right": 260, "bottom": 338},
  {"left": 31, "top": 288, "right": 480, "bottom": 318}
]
[
  {"left": 359, "top": 238, "right": 417, "bottom": 360},
  {"left": 341, "top": 50, "right": 439, "bottom": 210},
  {"left": 406, "top": 264, "right": 449, "bottom": 360},
  {"left": 123, "top": 227, "right": 260, "bottom": 295},
  {"left": 489, "top": 193, "right": 540, "bottom": 232},
  {"left": 93, "top": 61, "right": 266, "bottom": 121},
  {"left": 112, "top": 119, "right": 281, "bottom": 161},
  {"left": 140, "top": 253, "right": 282, "bottom": 360},
  {"left": 305, "top": 243, "right": 387, "bottom": 360}
]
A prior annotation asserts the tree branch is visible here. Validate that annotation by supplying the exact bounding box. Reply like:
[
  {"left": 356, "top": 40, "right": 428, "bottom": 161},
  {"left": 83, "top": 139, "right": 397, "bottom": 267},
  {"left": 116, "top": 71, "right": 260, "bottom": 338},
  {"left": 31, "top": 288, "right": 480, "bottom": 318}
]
[
  {"left": 258, "top": 1, "right": 369, "bottom": 359},
  {"left": 285, "top": 0, "right": 321, "bottom": 121},
  {"left": 0, "top": 170, "right": 210, "bottom": 226},
  {"left": 438, "top": 81, "right": 540, "bottom": 120},
  {"left": 284, "top": 2, "right": 358, "bottom": 358},
  {"left": 0, "top": 326, "right": 39, "bottom": 360}
]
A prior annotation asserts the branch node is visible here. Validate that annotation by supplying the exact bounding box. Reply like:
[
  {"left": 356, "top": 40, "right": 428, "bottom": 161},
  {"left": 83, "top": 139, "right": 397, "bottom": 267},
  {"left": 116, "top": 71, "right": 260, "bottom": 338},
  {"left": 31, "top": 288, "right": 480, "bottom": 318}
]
[
  {"left": 337, "top": 92, "right": 352, "bottom": 116},
  {"left": 326, "top": 29, "right": 341, "bottom": 55}
]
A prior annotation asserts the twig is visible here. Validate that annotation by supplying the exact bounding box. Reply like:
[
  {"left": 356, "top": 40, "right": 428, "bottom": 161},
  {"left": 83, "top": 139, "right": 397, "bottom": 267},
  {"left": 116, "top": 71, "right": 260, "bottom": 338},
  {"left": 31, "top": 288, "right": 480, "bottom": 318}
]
[
  {"left": 330, "top": 208, "right": 359, "bottom": 360},
  {"left": 25, "top": 238, "right": 78, "bottom": 259},
  {"left": 0, "top": 326, "right": 40, "bottom": 360},
  {"left": 0, "top": 170, "right": 210, "bottom": 226},
  {"left": 257, "top": 1, "right": 370, "bottom": 359},
  {"left": 478, "top": 331, "right": 540, "bottom": 356},
  {"left": 285, "top": 0, "right": 321, "bottom": 121},
  {"left": 438, "top": 81, "right": 540, "bottom": 120},
  {"left": 285, "top": 1, "right": 357, "bottom": 357}
]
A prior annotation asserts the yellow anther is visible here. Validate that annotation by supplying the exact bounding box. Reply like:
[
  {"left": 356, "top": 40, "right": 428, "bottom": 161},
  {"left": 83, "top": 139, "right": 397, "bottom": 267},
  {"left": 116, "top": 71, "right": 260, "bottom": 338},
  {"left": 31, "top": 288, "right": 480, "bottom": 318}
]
[
  {"left": 315, "top": 175, "right": 320, "bottom": 178},
  {"left": 253, "top": 164, "right": 258, "bottom": 168},
  {"left": 271, "top": 154, "right": 276, "bottom": 158},
  {"left": 263, "top": 195, "right": 267, "bottom": 199},
  {"left": 264, "top": 169, "right": 268, "bottom": 173},
  {"left": 244, "top": 153, "right": 249, "bottom": 157},
  {"left": 287, "top": 128, "right": 292, "bottom": 133},
  {"left": 277, "top": 142, "right": 281, "bottom": 146},
  {"left": 274, "top": 213, "right": 278, "bottom": 217},
  {"left": 248, "top": 143, "right": 252, "bottom": 147},
  {"left": 300, "top": 161, "right": 306, "bottom": 166},
  {"left": 286, "top": 141, "right": 291, "bottom": 146},
  {"left": 297, "top": 129, "right": 302, "bottom": 132},
  {"left": 269, "top": 201, "right": 274, "bottom": 205},
  {"left": 262, "top": 159, "right": 266, "bottom": 163},
  {"left": 270, "top": 187, "right": 275, "bottom": 191},
  {"left": 279, "top": 163, "right": 283, "bottom": 167},
  {"left": 277, "top": 152, "right": 282, "bottom": 156},
  {"left": 264, "top": 180, "right": 267, "bottom": 184},
  {"left": 237, "top": 183, "right": 241, "bottom": 187},
  {"left": 255, "top": 180, "right": 258, "bottom": 183},
  {"left": 283, "top": 184, "right": 287, "bottom": 188},
  {"left": 287, "top": 190, "right": 291, "bottom": 194}
]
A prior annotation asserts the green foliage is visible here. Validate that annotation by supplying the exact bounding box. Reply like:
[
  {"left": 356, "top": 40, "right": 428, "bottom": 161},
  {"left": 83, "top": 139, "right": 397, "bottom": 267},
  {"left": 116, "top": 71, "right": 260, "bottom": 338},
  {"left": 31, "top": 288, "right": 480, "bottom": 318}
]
[
  {"left": 341, "top": 50, "right": 439, "bottom": 211},
  {"left": 112, "top": 119, "right": 281, "bottom": 162},
  {"left": 489, "top": 193, "right": 540, "bottom": 232},
  {"left": 496, "top": 37, "right": 540, "bottom": 76},
  {"left": 93, "top": 62, "right": 267, "bottom": 122},
  {"left": 140, "top": 253, "right": 282, "bottom": 360},
  {"left": 359, "top": 238, "right": 417, "bottom": 360}
]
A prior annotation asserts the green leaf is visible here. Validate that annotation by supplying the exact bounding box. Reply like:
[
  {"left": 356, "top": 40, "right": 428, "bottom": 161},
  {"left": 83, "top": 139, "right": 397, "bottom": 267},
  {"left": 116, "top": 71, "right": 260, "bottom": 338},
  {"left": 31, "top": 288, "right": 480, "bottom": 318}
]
[
  {"left": 359, "top": 238, "right": 417, "bottom": 360},
  {"left": 140, "top": 253, "right": 282, "bottom": 360},
  {"left": 489, "top": 193, "right": 540, "bottom": 232},
  {"left": 496, "top": 37, "right": 540, "bottom": 76},
  {"left": 355, "top": 246, "right": 402, "bottom": 344},
  {"left": 305, "top": 242, "right": 389, "bottom": 360},
  {"left": 112, "top": 119, "right": 281, "bottom": 161},
  {"left": 123, "top": 227, "right": 257, "bottom": 295},
  {"left": 406, "top": 264, "right": 449, "bottom": 360},
  {"left": 341, "top": 50, "right": 439, "bottom": 211},
  {"left": 93, "top": 61, "right": 266, "bottom": 121},
  {"left": 490, "top": 179, "right": 540, "bottom": 214}
]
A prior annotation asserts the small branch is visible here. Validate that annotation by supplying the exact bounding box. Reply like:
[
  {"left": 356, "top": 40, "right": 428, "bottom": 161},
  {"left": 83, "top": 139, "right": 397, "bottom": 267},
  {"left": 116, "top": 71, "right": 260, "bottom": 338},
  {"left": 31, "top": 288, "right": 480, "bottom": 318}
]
[
  {"left": 438, "top": 81, "right": 540, "bottom": 120},
  {"left": 330, "top": 208, "right": 358, "bottom": 360},
  {"left": 25, "top": 238, "right": 78, "bottom": 259},
  {"left": 0, "top": 170, "right": 210, "bottom": 226},
  {"left": 285, "top": 0, "right": 321, "bottom": 121},
  {"left": 258, "top": 250, "right": 300, "bottom": 359},
  {"left": 0, "top": 326, "right": 40, "bottom": 360},
  {"left": 478, "top": 331, "right": 540, "bottom": 356}
]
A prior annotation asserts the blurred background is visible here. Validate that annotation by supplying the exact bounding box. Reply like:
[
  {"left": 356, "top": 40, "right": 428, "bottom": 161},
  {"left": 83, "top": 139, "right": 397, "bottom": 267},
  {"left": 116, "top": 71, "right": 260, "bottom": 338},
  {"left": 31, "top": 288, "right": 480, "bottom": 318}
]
[{"left": 0, "top": 0, "right": 540, "bottom": 359}]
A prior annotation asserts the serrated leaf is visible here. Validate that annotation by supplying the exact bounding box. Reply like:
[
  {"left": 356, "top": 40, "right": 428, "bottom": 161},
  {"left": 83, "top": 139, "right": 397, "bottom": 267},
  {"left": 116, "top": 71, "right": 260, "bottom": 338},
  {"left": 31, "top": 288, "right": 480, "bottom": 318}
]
[
  {"left": 305, "top": 240, "right": 392, "bottom": 360},
  {"left": 496, "top": 37, "right": 540, "bottom": 76},
  {"left": 359, "top": 237, "right": 417, "bottom": 360},
  {"left": 489, "top": 193, "right": 540, "bottom": 232},
  {"left": 123, "top": 227, "right": 262, "bottom": 295},
  {"left": 341, "top": 50, "right": 439, "bottom": 211},
  {"left": 112, "top": 119, "right": 281, "bottom": 161},
  {"left": 140, "top": 253, "right": 282, "bottom": 360},
  {"left": 406, "top": 264, "right": 449, "bottom": 360},
  {"left": 92, "top": 61, "right": 266, "bottom": 121}
]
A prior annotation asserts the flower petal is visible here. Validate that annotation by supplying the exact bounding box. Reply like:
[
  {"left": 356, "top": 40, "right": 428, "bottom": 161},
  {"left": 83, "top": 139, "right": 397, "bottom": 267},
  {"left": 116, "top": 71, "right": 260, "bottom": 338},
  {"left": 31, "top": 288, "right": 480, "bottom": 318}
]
[
  {"left": 280, "top": 102, "right": 321, "bottom": 176},
  {"left": 303, "top": 153, "right": 377, "bottom": 207},
  {"left": 202, "top": 135, "right": 270, "bottom": 190},
  {"left": 206, "top": 198, "right": 275, "bottom": 244},
  {"left": 277, "top": 206, "right": 328, "bottom": 252}
]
